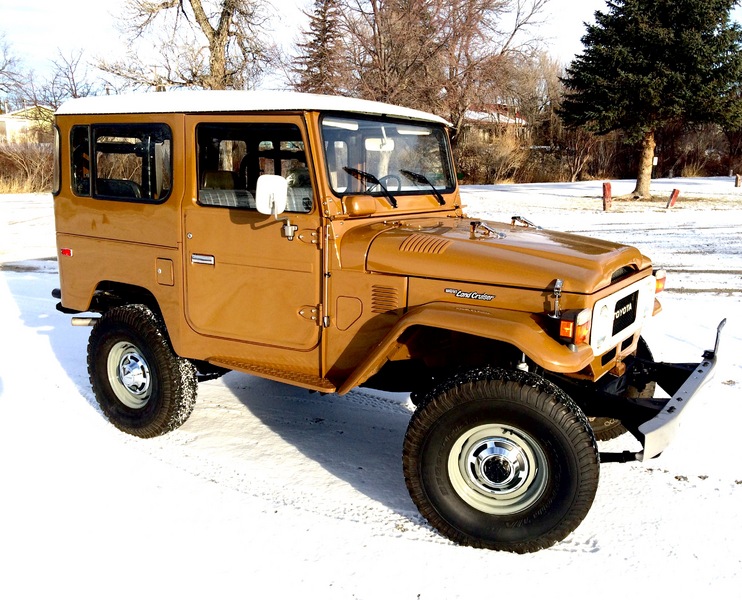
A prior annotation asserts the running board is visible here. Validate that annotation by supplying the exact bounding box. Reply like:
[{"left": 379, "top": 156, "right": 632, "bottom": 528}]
[{"left": 210, "top": 357, "right": 337, "bottom": 393}]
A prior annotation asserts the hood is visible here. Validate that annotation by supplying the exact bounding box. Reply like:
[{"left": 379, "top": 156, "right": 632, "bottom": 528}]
[{"left": 341, "top": 218, "right": 650, "bottom": 293}]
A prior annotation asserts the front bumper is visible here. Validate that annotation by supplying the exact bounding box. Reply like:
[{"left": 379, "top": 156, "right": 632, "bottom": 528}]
[
  {"left": 567, "top": 319, "right": 725, "bottom": 463},
  {"left": 610, "top": 319, "right": 724, "bottom": 462},
  {"left": 637, "top": 322, "right": 722, "bottom": 460}
]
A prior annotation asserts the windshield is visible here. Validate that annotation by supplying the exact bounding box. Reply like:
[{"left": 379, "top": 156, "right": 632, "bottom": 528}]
[{"left": 321, "top": 115, "right": 455, "bottom": 202}]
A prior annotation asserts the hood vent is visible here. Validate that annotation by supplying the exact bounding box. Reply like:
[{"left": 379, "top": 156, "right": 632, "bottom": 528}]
[
  {"left": 399, "top": 233, "right": 452, "bottom": 255},
  {"left": 371, "top": 285, "right": 400, "bottom": 313}
]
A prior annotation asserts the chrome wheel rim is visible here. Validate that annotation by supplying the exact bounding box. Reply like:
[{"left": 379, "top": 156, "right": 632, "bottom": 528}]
[
  {"left": 107, "top": 341, "right": 152, "bottom": 409},
  {"left": 448, "top": 424, "right": 548, "bottom": 515}
]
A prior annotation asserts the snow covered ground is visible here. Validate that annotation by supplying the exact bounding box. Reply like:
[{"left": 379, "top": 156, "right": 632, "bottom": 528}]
[{"left": 0, "top": 178, "right": 740, "bottom": 599}]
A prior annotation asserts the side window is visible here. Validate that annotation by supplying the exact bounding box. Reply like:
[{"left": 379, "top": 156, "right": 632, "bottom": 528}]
[
  {"left": 71, "top": 125, "right": 90, "bottom": 196},
  {"left": 52, "top": 125, "right": 61, "bottom": 196},
  {"left": 90, "top": 124, "right": 172, "bottom": 202},
  {"left": 197, "top": 122, "right": 313, "bottom": 213}
]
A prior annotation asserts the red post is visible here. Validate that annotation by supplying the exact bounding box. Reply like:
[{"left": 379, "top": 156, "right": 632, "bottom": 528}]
[
  {"left": 666, "top": 189, "right": 680, "bottom": 209},
  {"left": 602, "top": 182, "right": 612, "bottom": 211}
]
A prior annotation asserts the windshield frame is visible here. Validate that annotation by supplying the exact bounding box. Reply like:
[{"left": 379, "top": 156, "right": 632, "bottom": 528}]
[{"left": 319, "top": 112, "right": 456, "bottom": 203}]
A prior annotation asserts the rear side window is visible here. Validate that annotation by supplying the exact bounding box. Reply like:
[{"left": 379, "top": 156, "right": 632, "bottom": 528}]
[
  {"left": 71, "top": 126, "right": 90, "bottom": 196},
  {"left": 71, "top": 123, "right": 172, "bottom": 202},
  {"left": 52, "top": 125, "right": 61, "bottom": 195}
]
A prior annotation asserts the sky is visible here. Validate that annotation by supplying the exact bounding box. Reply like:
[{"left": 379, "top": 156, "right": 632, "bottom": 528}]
[{"left": 2, "top": 0, "right": 742, "bottom": 89}]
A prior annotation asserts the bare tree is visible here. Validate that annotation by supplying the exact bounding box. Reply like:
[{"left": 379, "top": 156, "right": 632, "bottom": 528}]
[
  {"left": 0, "top": 32, "right": 21, "bottom": 100},
  {"left": 24, "top": 50, "right": 99, "bottom": 109},
  {"left": 507, "top": 52, "right": 562, "bottom": 144},
  {"left": 435, "top": 0, "right": 549, "bottom": 144},
  {"left": 50, "top": 50, "right": 97, "bottom": 100},
  {"left": 98, "top": 0, "right": 274, "bottom": 90},
  {"left": 330, "top": 0, "right": 549, "bottom": 142},
  {"left": 341, "top": 0, "right": 447, "bottom": 107}
]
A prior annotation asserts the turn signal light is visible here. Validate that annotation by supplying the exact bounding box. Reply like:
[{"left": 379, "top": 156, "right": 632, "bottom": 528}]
[
  {"left": 558, "top": 309, "right": 591, "bottom": 346},
  {"left": 653, "top": 268, "right": 666, "bottom": 294}
]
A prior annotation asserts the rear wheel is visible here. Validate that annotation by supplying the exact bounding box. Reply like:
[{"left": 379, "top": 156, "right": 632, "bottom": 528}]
[
  {"left": 403, "top": 368, "right": 599, "bottom": 553},
  {"left": 88, "top": 304, "right": 197, "bottom": 438}
]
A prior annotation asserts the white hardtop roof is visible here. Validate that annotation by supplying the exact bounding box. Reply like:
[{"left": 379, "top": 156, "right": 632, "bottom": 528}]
[{"left": 55, "top": 89, "right": 450, "bottom": 125}]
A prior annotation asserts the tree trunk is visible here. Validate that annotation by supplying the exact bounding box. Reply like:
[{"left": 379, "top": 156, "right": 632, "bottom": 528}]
[{"left": 632, "top": 130, "right": 655, "bottom": 199}]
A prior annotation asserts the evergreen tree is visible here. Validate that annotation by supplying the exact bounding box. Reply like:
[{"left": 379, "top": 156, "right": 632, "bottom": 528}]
[
  {"left": 560, "top": 0, "right": 742, "bottom": 198},
  {"left": 294, "top": 0, "right": 345, "bottom": 95}
]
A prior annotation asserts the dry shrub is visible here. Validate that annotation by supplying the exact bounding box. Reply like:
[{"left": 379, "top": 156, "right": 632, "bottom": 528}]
[
  {"left": 0, "top": 143, "right": 53, "bottom": 193},
  {"left": 516, "top": 148, "right": 568, "bottom": 183},
  {"left": 455, "top": 133, "right": 528, "bottom": 184}
]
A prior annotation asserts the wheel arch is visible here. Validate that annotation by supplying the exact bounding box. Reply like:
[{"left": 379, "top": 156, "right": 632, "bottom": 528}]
[
  {"left": 89, "top": 280, "right": 164, "bottom": 315},
  {"left": 337, "top": 301, "right": 595, "bottom": 394}
]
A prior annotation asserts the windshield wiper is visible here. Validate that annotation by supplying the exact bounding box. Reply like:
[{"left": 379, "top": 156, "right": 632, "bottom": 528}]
[
  {"left": 343, "top": 166, "right": 398, "bottom": 208},
  {"left": 400, "top": 169, "right": 445, "bottom": 206}
]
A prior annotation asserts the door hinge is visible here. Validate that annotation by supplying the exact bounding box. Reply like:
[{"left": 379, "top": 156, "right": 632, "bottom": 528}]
[
  {"left": 299, "top": 305, "right": 321, "bottom": 324},
  {"left": 298, "top": 228, "right": 320, "bottom": 245}
]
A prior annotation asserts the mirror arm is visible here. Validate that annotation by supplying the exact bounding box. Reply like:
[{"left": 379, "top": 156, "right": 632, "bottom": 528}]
[{"left": 265, "top": 189, "right": 297, "bottom": 241}]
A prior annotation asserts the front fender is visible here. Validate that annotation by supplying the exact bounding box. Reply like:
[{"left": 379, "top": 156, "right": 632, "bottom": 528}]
[{"left": 336, "top": 301, "right": 594, "bottom": 394}]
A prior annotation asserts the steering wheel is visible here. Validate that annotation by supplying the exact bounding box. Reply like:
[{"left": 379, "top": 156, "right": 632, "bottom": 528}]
[{"left": 376, "top": 174, "right": 402, "bottom": 191}]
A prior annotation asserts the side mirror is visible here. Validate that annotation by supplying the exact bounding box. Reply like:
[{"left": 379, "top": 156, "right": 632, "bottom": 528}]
[{"left": 256, "top": 174, "right": 288, "bottom": 216}]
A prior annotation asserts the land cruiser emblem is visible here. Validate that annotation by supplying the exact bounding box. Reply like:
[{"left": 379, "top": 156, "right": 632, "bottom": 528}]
[{"left": 445, "top": 288, "right": 495, "bottom": 301}]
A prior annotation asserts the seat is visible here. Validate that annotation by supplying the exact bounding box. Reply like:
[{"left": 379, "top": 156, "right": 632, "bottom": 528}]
[
  {"left": 202, "top": 170, "right": 236, "bottom": 190},
  {"left": 200, "top": 170, "right": 255, "bottom": 208},
  {"left": 96, "top": 178, "right": 142, "bottom": 199}
]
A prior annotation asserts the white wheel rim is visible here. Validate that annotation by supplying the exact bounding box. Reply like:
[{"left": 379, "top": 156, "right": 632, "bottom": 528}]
[
  {"left": 448, "top": 424, "right": 548, "bottom": 515},
  {"left": 107, "top": 341, "right": 152, "bottom": 409}
]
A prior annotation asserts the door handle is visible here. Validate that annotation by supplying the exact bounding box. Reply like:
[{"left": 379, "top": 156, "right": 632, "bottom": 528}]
[{"left": 191, "top": 253, "right": 215, "bottom": 266}]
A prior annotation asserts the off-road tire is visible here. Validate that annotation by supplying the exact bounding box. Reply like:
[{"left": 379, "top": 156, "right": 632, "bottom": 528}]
[
  {"left": 87, "top": 304, "right": 197, "bottom": 438},
  {"left": 590, "top": 337, "right": 656, "bottom": 441},
  {"left": 403, "top": 367, "right": 599, "bottom": 553}
]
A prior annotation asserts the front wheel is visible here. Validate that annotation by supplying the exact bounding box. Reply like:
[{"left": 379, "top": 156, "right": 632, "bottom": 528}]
[
  {"left": 403, "top": 368, "right": 599, "bottom": 553},
  {"left": 87, "top": 304, "right": 197, "bottom": 438}
]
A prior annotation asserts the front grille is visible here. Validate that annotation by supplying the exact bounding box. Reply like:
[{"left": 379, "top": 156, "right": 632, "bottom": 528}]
[
  {"left": 611, "top": 265, "right": 636, "bottom": 283},
  {"left": 612, "top": 290, "right": 639, "bottom": 336}
]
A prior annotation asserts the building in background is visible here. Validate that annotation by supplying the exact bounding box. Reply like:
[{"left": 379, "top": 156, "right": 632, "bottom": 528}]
[{"left": 0, "top": 105, "right": 54, "bottom": 144}]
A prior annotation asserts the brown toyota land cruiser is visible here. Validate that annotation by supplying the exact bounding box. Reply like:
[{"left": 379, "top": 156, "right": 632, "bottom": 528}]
[{"left": 52, "top": 90, "right": 723, "bottom": 552}]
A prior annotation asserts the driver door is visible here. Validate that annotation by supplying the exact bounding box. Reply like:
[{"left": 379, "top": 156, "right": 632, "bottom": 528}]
[{"left": 183, "top": 115, "right": 321, "bottom": 353}]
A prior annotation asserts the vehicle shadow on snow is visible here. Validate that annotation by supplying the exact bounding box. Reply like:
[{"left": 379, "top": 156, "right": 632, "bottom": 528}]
[
  {"left": 2, "top": 261, "right": 421, "bottom": 524},
  {"left": 1, "top": 261, "right": 98, "bottom": 409},
  {"left": 219, "top": 372, "right": 424, "bottom": 520},
  {"left": 4, "top": 264, "right": 603, "bottom": 551},
  {"left": 214, "top": 375, "right": 604, "bottom": 553}
]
